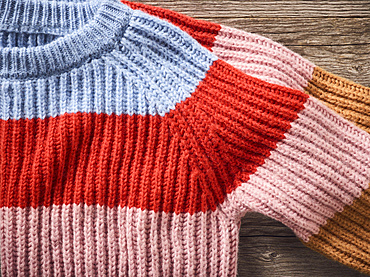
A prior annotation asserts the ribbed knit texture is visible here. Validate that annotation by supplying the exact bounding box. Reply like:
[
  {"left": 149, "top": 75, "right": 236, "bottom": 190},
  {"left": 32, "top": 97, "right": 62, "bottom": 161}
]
[
  {"left": 0, "top": 0, "right": 370, "bottom": 276},
  {"left": 118, "top": 2, "right": 370, "bottom": 274}
]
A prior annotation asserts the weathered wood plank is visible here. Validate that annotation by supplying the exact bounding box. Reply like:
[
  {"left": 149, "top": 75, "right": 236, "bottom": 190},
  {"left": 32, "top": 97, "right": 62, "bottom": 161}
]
[
  {"left": 240, "top": 212, "right": 370, "bottom": 276},
  {"left": 239, "top": 212, "right": 295, "bottom": 237},
  {"left": 238, "top": 223, "right": 369, "bottom": 276},
  {"left": 135, "top": 1, "right": 370, "bottom": 18},
  {"left": 288, "top": 45, "right": 370, "bottom": 87}
]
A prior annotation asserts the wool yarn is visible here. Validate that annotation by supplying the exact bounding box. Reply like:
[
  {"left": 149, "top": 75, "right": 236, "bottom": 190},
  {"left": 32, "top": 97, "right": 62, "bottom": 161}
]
[{"left": 0, "top": 0, "right": 369, "bottom": 276}]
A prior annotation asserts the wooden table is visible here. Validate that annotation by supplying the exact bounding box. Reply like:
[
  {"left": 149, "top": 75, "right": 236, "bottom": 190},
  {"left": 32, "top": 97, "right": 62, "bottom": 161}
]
[{"left": 134, "top": 1, "right": 369, "bottom": 276}]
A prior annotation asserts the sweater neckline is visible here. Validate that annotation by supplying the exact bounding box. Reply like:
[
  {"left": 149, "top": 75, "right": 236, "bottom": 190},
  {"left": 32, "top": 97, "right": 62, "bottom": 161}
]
[{"left": 0, "top": 0, "right": 132, "bottom": 79}]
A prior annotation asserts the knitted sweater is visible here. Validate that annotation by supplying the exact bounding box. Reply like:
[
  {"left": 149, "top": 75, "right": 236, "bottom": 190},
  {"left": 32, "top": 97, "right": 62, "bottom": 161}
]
[{"left": 0, "top": 1, "right": 369, "bottom": 277}]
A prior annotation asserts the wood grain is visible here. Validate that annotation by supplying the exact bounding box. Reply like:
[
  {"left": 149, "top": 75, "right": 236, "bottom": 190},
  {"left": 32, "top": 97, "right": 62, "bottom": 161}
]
[
  {"left": 134, "top": 1, "right": 370, "bottom": 276},
  {"left": 239, "top": 214, "right": 369, "bottom": 276},
  {"left": 289, "top": 45, "right": 369, "bottom": 86},
  {"left": 134, "top": 1, "right": 370, "bottom": 18}
]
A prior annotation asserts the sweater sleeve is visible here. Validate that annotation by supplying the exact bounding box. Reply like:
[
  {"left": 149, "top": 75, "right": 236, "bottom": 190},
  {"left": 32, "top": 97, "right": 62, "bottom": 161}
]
[
  {"left": 171, "top": 56, "right": 370, "bottom": 273},
  {"left": 115, "top": 7, "right": 370, "bottom": 273},
  {"left": 118, "top": 4, "right": 370, "bottom": 272}
]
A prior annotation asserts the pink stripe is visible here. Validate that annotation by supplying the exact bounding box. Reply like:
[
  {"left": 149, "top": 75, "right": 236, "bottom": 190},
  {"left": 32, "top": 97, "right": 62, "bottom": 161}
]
[
  {"left": 51, "top": 205, "right": 64, "bottom": 276},
  {"left": 96, "top": 206, "right": 108, "bottom": 277},
  {"left": 84, "top": 202, "right": 97, "bottom": 276},
  {"left": 226, "top": 96, "right": 370, "bottom": 241},
  {"left": 149, "top": 212, "right": 160, "bottom": 277},
  {"left": 107, "top": 207, "right": 119, "bottom": 276},
  {"left": 210, "top": 212, "right": 220, "bottom": 276},
  {"left": 118, "top": 206, "right": 128, "bottom": 276},
  {"left": 221, "top": 57, "right": 306, "bottom": 89},
  {"left": 125, "top": 207, "right": 137, "bottom": 276},
  {"left": 1, "top": 204, "right": 241, "bottom": 276},
  {"left": 160, "top": 206, "right": 172, "bottom": 276},
  {"left": 73, "top": 204, "right": 85, "bottom": 276},
  {"left": 171, "top": 211, "right": 183, "bottom": 277},
  {"left": 16, "top": 207, "right": 27, "bottom": 277},
  {"left": 1, "top": 208, "right": 9, "bottom": 276},
  {"left": 29, "top": 207, "right": 40, "bottom": 277},
  {"left": 213, "top": 25, "right": 315, "bottom": 91},
  {"left": 62, "top": 204, "right": 74, "bottom": 276},
  {"left": 199, "top": 213, "right": 208, "bottom": 275},
  {"left": 41, "top": 207, "right": 52, "bottom": 276},
  {"left": 219, "top": 214, "right": 231, "bottom": 277},
  {"left": 184, "top": 213, "right": 195, "bottom": 275}
]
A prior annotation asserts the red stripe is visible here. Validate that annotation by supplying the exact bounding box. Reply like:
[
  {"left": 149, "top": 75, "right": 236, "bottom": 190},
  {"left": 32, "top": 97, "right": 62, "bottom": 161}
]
[
  {"left": 0, "top": 60, "right": 308, "bottom": 213},
  {"left": 121, "top": 0, "right": 221, "bottom": 51}
]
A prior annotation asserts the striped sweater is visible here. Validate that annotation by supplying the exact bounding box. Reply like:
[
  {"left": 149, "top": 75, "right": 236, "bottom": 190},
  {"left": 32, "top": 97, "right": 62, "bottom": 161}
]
[{"left": 0, "top": 0, "right": 369, "bottom": 276}]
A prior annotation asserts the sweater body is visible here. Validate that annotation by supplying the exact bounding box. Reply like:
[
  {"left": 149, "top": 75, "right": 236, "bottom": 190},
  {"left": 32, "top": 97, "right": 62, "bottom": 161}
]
[{"left": 0, "top": 0, "right": 369, "bottom": 276}]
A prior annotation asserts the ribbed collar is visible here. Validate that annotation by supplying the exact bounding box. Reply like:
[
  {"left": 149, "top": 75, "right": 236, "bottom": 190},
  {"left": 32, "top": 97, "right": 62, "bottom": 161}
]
[{"left": 0, "top": 0, "right": 133, "bottom": 79}]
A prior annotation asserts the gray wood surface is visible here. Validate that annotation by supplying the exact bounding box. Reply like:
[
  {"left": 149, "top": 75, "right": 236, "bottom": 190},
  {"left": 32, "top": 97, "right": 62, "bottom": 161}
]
[{"left": 135, "top": 1, "right": 370, "bottom": 276}]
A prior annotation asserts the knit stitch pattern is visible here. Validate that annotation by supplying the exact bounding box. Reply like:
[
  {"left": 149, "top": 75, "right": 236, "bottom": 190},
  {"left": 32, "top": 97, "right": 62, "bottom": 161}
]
[
  {"left": 119, "top": 2, "right": 370, "bottom": 273},
  {"left": 0, "top": 0, "right": 370, "bottom": 276}
]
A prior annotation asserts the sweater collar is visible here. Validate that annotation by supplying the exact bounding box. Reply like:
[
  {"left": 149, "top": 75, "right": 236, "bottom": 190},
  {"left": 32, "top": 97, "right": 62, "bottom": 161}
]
[{"left": 0, "top": 0, "right": 132, "bottom": 79}]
